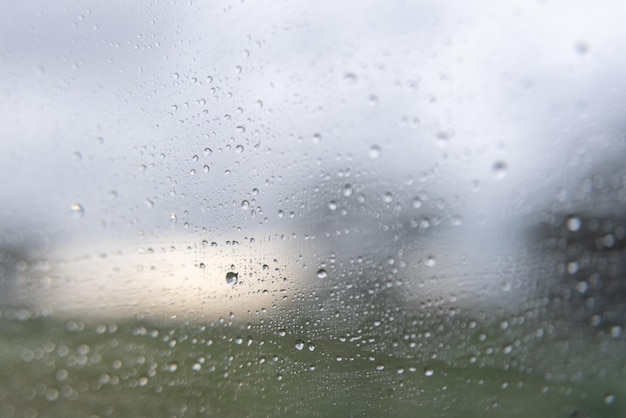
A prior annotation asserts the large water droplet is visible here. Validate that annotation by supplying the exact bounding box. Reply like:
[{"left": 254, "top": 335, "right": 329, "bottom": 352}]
[
  {"left": 226, "top": 272, "right": 239, "bottom": 286},
  {"left": 424, "top": 367, "right": 434, "bottom": 377},
  {"left": 493, "top": 161, "right": 508, "bottom": 180},
  {"left": 317, "top": 269, "right": 328, "bottom": 279},
  {"left": 294, "top": 340, "right": 305, "bottom": 351},
  {"left": 369, "top": 145, "right": 382, "bottom": 159},
  {"left": 566, "top": 216, "right": 581, "bottom": 232},
  {"left": 70, "top": 203, "right": 84, "bottom": 219}
]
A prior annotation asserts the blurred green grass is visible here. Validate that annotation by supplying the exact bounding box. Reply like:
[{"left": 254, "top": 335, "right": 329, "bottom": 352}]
[{"left": 0, "top": 313, "right": 624, "bottom": 418}]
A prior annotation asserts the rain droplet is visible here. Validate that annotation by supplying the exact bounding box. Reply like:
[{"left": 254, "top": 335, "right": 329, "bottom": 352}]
[
  {"left": 493, "top": 161, "right": 508, "bottom": 180},
  {"left": 241, "top": 200, "right": 249, "bottom": 210},
  {"left": 226, "top": 272, "right": 238, "bottom": 286},
  {"left": 343, "top": 72, "right": 358, "bottom": 85},
  {"left": 369, "top": 145, "right": 382, "bottom": 159},
  {"left": 424, "top": 367, "right": 434, "bottom": 377},
  {"left": 70, "top": 203, "right": 84, "bottom": 218},
  {"left": 294, "top": 340, "right": 305, "bottom": 351},
  {"left": 342, "top": 184, "right": 353, "bottom": 197},
  {"left": 316, "top": 269, "right": 328, "bottom": 279},
  {"left": 451, "top": 215, "right": 463, "bottom": 226},
  {"left": 328, "top": 201, "right": 338, "bottom": 211},
  {"left": 235, "top": 145, "right": 244, "bottom": 153},
  {"left": 575, "top": 41, "right": 589, "bottom": 55},
  {"left": 425, "top": 257, "right": 436, "bottom": 267},
  {"left": 436, "top": 131, "right": 452, "bottom": 147},
  {"left": 382, "top": 192, "right": 393, "bottom": 203},
  {"left": 308, "top": 342, "right": 315, "bottom": 352},
  {"left": 376, "top": 363, "right": 385, "bottom": 371},
  {"left": 412, "top": 198, "right": 422, "bottom": 209},
  {"left": 312, "top": 133, "right": 322, "bottom": 144},
  {"left": 566, "top": 216, "right": 581, "bottom": 232}
]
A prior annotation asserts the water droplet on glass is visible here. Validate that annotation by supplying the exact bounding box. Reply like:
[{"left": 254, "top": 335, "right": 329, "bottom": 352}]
[
  {"left": 566, "top": 216, "right": 581, "bottom": 232},
  {"left": 235, "top": 145, "right": 244, "bottom": 153},
  {"left": 70, "top": 203, "right": 84, "bottom": 218},
  {"left": 203, "top": 165, "right": 210, "bottom": 173},
  {"left": 376, "top": 363, "right": 385, "bottom": 371},
  {"left": 604, "top": 394, "right": 615, "bottom": 405},
  {"left": 412, "top": 198, "right": 422, "bottom": 209},
  {"left": 611, "top": 326, "right": 622, "bottom": 338},
  {"left": 317, "top": 269, "right": 328, "bottom": 279},
  {"left": 342, "top": 184, "right": 353, "bottom": 197},
  {"left": 436, "top": 131, "right": 452, "bottom": 147},
  {"left": 493, "top": 161, "right": 508, "bottom": 180},
  {"left": 226, "top": 272, "right": 238, "bottom": 286},
  {"left": 369, "top": 145, "right": 382, "bottom": 159},
  {"left": 241, "top": 200, "right": 249, "bottom": 210},
  {"left": 312, "top": 133, "right": 322, "bottom": 144},
  {"left": 424, "top": 367, "right": 434, "bottom": 377},
  {"left": 575, "top": 41, "right": 589, "bottom": 55},
  {"left": 425, "top": 257, "right": 436, "bottom": 267},
  {"left": 382, "top": 192, "right": 393, "bottom": 203},
  {"left": 343, "top": 72, "right": 358, "bottom": 85},
  {"left": 236, "top": 126, "right": 246, "bottom": 133},
  {"left": 328, "top": 201, "right": 338, "bottom": 211},
  {"left": 294, "top": 340, "right": 305, "bottom": 351},
  {"left": 308, "top": 342, "right": 315, "bottom": 352}
]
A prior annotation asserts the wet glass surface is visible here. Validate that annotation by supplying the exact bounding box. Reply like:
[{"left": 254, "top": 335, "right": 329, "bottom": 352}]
[{"left": 1, "top": 1, "right": 626, "bottom": 416}]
